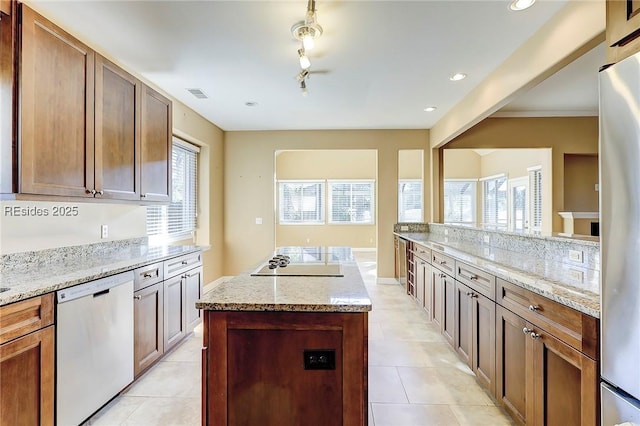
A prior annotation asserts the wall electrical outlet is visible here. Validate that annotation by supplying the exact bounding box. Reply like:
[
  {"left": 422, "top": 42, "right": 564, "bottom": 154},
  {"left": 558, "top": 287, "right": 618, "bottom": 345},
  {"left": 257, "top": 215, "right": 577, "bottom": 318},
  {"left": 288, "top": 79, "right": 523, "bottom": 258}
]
[
  {"left": 101, "top": 225, "right": 108, "bottom": 239},
  {"left": 568, "top": 268, "right": 584, "bottom": 283},
  {"left": 255, "top": 217, "right": 263, "bottom": 225},
  {"left": 400, "top": 225, "right": 409, "bottom": 231},
  {"left": 568, "top": 250, "right": 583, "bottom": 263}
]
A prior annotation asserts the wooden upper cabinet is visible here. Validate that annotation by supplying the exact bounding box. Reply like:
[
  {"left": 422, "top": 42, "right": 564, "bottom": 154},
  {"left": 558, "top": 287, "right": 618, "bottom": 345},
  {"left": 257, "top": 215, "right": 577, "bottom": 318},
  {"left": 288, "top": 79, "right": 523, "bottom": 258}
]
[
  {"left": 607, "top": 0, "right": 640, "bottom": 63},
  {"left": 140, "top": 85, "right": 172, "bottom": 202},
  {"left": 19, "top": 4, "right": 95, "bottom": 197},
  {"left": 95, "top": 55, "right": 141, "bottom": 200}
]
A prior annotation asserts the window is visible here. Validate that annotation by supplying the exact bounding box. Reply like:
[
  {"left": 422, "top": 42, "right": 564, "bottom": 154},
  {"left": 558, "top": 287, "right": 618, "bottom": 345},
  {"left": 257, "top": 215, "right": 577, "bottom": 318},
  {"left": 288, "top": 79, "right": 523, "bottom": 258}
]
[
  {"left": 329, "top": 180, "right": 374, "bottom": 224},
  {"left": 398, "top": 180, "right": 423, "bottom": 222},
  {"left": 147, "top": 138, "right": 199, "bottom": 242},
  {"left": 278, "top": 181, "right": 325, "bottom": 224},
  {"left": 444, "top": 180, "right": 477, "bottom": 224},
  {"left": 528, "top": 166, "right": 543, "bottom": 231},
  {"left": 482, "top": 174, "right": 507, "bottom": 229}
]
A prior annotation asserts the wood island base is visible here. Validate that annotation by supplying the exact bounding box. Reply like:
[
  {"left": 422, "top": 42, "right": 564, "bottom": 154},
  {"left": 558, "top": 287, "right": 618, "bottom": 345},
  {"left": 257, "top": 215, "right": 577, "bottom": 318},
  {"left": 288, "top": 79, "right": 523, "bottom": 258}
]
[{"left": 201, "top": 311, "right": 368, "bottom": 426}]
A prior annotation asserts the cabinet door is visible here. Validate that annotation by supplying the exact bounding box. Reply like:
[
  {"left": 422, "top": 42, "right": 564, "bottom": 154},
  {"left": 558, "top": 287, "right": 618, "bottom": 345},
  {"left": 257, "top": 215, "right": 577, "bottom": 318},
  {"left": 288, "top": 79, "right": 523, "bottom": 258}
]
[
  {"left": 185, "top": 266, "right": 203, "bottom": 333},
  {"left": 140, "top": 84, "right": 171, "bottom": 202},
  {"left": 19, "top": 5, "right": 95, "bottom": 197},
  {"left": 441, "top": 273, "right": 455, "bottom": 347},
  {"left": 95, "top": 54, "right": 140, "bottom": 200},
  {"left": 422, "top": 262, "right": 433, "bottom": 318},
  {"left": 164, "top": 275, "right": 186, "bottom": 351},
  {"left": 415, "top": 257, "right": 425, "bottom": 307},
  {"left": 134, "top": 282, "right": 164, "bottom": 377},
  {"left": 432, "top": 269, "right": 443, "bottom": 329},
  {"left": 496, "top": 306, "right": 533, "bottom": 426},
  {"left": 472, "top": 291, "right": 496, "bottom": 396},
  {"left": 532, "top": 326, "right": 598, "bottom": 426},
  {"left": 0, "top": 325, "right": 54, "bottom": 426},
  {"left": 0, "top": 9, "right": 14, "bottom": 194},
  {"left": 454, "top": 281, "right": 473, "bottom": 367}
]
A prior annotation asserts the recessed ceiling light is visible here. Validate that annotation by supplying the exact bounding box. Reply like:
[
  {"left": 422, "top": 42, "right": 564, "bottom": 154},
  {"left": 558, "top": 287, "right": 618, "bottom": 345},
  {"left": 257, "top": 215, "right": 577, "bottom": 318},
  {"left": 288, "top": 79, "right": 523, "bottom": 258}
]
[
  {"left": 423, "top": 106, "right": 437, "bottom": 112},
  {"left": 509, "top": 0, "right": 535, "bottom": 11},
  {"left": 245, "top": 102, "right": 258, "bottom": 107},
  {"left": 449, "top": 73, "right": 467, "bottom": 81}
]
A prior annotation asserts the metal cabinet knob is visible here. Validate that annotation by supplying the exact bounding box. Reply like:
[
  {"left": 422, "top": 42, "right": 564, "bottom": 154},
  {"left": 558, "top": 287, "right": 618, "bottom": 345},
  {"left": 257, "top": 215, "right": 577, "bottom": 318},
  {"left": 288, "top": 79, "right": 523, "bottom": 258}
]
[
  {"left": 134, "top": 295, "right": 142, "bottom": 300},
  {"left": 88, "top": 189, "right": 97, "bottom": 195},
  {"left": 439, "top": 260, "right": 447, "bottom": 265},
  {"left": 469, "top": 275, "right": 478, "bottom": 281},
  {"left": 143, "top": 273, "right": 153, "bottom": 278},
  {"left": 529, "top": 305, "right": 540, "bottom": 312},
  {"left": 530, "top": 332, "right": 541, "bottom": 340},
  {"left": 97, "top": 190, "right": 104, "bottom": 196},
  {"left": 141, "top": 194, "right": 147, "bottom": 198},
  {"left": 181, "top": 260, "right": 188, "bottom": 265},
  {"left": 522, "top": 327, "right": 533, "bottom": 334}
]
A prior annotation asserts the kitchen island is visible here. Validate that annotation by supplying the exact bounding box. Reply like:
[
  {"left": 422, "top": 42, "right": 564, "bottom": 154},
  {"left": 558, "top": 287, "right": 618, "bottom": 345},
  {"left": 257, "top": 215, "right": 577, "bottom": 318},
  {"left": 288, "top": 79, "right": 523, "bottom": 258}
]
[{"left": 196, "top": 247, "right": 371, "bottom": 426}]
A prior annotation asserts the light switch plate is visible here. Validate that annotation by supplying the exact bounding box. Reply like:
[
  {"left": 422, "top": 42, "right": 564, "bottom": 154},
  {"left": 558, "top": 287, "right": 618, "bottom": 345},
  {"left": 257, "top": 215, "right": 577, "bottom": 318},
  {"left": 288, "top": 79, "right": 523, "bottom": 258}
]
[
  {"left": 400, "top": 225, "right": 409, "bottom": 231},
  {"left": 100, "top": 224, "right": 108, "bottom": 239}
]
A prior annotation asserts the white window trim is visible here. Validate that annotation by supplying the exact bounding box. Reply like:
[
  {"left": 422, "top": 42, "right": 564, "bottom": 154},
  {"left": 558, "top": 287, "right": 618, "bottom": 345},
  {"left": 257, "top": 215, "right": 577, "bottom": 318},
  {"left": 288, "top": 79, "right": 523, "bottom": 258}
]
[
  {"left": 327, "top": 179, "right": 375, "bottom": 225},
  {"left": 277, "top": 180, "right": 326, "bottom": 225}
]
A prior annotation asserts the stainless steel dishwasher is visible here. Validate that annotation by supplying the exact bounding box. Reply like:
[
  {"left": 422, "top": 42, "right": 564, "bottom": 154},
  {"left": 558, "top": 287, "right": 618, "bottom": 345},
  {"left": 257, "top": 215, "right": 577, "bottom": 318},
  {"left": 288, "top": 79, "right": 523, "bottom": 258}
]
[{"left": 56, "top": 271, "right": 134, "bottom": 426}]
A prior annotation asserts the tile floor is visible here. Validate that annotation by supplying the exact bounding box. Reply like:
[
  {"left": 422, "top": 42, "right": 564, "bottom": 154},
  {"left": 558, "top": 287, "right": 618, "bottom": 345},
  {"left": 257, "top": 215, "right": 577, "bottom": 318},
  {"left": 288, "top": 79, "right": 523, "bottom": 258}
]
[{"left": 87, "top": 251, "right": 515, "bottom": 426}]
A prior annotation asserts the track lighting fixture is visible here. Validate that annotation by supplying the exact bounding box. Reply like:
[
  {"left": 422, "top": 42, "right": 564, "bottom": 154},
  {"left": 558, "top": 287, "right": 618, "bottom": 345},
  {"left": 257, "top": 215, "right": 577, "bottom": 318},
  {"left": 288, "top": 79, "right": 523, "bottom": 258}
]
[
  {"left": 298, "top": 48, "right": 311, "bottom": 70},
  {"left": 292, "top": 0, "right": 322, "bottom": 93}
]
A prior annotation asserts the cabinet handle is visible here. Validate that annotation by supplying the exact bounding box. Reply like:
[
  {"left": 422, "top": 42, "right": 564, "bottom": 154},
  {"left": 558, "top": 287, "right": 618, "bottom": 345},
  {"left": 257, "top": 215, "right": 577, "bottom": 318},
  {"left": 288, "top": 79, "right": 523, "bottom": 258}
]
[
  {"left": 439, "top": 273, "right": 446, "bottom": 278},
  {"left": 439, "top": 260, "right": 447, "bottom": 265},
  {"left": 143, "top": 273, "right": 153, "bottom": 278},
  {"left": 97, "top": 190, "right": 104, "bottom": 196},
  {"left": 530, "top": 332, "right": 541, "bottom": 340},
  {"left": 469, "top": 275, "right": 478, "bottom": 281},
  {"left": 182, "top": 260, "right": 188, "bottom": 265},
  {"left": 522, "top": 327, "right": 533, "bottom": 334},
  {"left": 470, "top": 293, "right": 478, "bottom": 298},
  {"left": 134, "top": 295, "right": 142, "bottom": 300},
  {"left": 528, "top": 305, "right": 540, "bottom": 312},
  {"left": 88, "top": 189, "right": 97, "bottom": 195},
  {"left": 141, "top": 193, "right": 147, "bottom": 198},
  {"left": 185, "top": 273, "right": 197, "bottom": 278}
]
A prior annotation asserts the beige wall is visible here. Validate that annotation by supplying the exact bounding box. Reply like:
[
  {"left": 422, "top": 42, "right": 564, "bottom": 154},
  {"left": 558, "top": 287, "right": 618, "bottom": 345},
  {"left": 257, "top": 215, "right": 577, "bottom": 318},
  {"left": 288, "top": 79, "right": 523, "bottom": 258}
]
[
  {"left": 563, "top": 154, "right": 599, "bottom": 212},
  {"left": 443, "top": 150, "right": 481, "bottom": 179},
  {"left": 224, "top": 129, "right": 429, "bottom": 278},
  {"left": 444, "top": 117, "right": 598, "bottom": 233},
  {"left": 398, "top": 150, "right": 423, "bottom": 180},
  {"left": 275, "top": 150, "right": 376, "bottom": 249}
]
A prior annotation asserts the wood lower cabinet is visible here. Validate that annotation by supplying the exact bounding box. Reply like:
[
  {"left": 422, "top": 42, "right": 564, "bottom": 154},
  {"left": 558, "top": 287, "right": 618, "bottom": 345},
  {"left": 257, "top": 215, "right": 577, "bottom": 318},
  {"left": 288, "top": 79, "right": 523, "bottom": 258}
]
[
  {"left": 164, "top": 274, "right": 186, "bottom": 351},
  {"left": 134, "top": 282, "right": 164, "bottom": 378},
  {"left": 496, "top": 305, "right": 598, "bottom": 426},
  {"left": 431, "top": 268, "right": 444, "bottom": 329},
  {"left": 184, "top": 266, "right": 203, "bottom": 333},
  {"left": 202, "top": 311, "right": 368, "bottom": 426},
  {"left": 0, "top": 294, "right": 55, "bottom": 426},
  {"left": 455, "top": 281, "right": 496, "bottom": 395},
  {"left": 441, "top": 271, "right": 455, "bottom": 347}
]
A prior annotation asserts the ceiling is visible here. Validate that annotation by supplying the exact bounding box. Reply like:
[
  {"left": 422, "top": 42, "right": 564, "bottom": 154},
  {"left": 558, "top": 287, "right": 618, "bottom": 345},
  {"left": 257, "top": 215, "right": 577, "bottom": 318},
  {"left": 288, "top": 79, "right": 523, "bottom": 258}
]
[{"left": 27, "top": 0, "right": 602, "bottom": 132}]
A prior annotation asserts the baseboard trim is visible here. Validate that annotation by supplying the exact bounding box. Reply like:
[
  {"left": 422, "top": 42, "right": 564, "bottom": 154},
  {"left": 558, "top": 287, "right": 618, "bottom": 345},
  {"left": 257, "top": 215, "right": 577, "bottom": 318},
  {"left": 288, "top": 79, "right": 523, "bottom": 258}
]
[{"left": 203, "top": 275, "right": 234, "bottom": 294}]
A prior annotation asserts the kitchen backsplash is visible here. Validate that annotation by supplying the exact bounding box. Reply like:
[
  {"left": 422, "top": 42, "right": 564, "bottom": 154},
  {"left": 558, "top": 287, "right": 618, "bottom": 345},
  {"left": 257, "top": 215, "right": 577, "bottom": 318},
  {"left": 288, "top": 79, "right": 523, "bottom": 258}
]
[{"left": 395, "top": 223, "right": 599, "bottom": 271}]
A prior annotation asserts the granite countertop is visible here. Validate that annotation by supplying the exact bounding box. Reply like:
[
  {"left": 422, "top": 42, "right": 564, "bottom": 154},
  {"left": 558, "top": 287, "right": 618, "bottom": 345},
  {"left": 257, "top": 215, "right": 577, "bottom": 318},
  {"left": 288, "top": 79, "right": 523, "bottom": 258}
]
[
  {"left": 396, "top": 232, "right": 600, "bottom": 318},
  {"left": 0, "top": 242, "right": 203, "bottom": 306},
  {"left": 196, "top": 247, "right": 372, "bottom": 313}
]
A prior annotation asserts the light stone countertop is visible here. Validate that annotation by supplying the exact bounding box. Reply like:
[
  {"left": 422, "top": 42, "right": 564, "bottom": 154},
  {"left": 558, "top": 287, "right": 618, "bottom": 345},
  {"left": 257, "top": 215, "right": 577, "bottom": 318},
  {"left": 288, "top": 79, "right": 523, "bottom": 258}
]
[
  {"left": 196, "top": 247, "right": 372, "bottom": 313},
  {"left": 396, "top": 232, "right": 600, "bottom": 318},
  {"left": 0, "top": 243, "right": 202, "bottom": 306}
]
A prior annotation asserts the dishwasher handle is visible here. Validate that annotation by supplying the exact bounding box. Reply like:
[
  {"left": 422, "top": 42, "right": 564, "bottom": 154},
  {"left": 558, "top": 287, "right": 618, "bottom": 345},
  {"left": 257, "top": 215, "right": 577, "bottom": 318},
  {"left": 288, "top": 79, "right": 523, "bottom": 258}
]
[{"left": 57, "top": 271, "right": 134, "bottom": 304}]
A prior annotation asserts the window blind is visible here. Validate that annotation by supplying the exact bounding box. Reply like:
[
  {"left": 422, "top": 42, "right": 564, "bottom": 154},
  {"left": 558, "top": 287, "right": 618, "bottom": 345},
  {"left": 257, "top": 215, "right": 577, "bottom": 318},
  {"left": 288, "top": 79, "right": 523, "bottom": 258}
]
[
  {"left": 329, "top": 181, "right": 374, "bottom": 224},
  {"left": 278, "top": 181, "right": 325, "bottom": 224},
  {"left": 147, "top": 138, "right": 199, "bottom": 241},
  {"left": 444, "top": 180, "right": 476, "bottom": 223},
  {"left": 398, "top": 180, "right": 423, "bottom": 222},
  {"left": 529, "top": 167, "right": 543, "bottom": 231},
  {"left": 482, "top": 175, "right": 507, "bottom": 229}
]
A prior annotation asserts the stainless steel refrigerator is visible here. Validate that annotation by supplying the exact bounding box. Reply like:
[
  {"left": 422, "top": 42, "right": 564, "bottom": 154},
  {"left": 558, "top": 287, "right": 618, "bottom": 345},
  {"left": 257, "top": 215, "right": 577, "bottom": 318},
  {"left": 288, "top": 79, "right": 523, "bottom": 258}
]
[{"left": 600, "top": 50, "right": 640, "bottom": 425}]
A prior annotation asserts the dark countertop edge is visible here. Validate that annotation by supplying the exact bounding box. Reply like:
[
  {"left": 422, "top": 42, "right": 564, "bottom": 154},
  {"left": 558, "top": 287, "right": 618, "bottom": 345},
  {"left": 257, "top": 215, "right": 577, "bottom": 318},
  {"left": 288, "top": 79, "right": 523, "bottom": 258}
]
[
  {"left": 0, "top": 245, "right": 203, "bottom": 306},
  {"left": 395, "top": 232, "right": 600, "bottom": 319}
]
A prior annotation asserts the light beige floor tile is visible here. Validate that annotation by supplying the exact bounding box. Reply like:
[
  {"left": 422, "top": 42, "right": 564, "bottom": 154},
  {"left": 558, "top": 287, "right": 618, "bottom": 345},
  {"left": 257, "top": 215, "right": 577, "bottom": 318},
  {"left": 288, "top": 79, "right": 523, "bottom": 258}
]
[
  {"left": 122, "top": 397, "right": 200, "bottom": 426},
  {"left": 380, "top": 321, "right": 447, "bottom": 342},
  {"left": 124, "top": 361, "right": 200, "bottom": 398},
  {"left": 369, "top": 321, "right": 385, "bottom": 340},
  {"left": 85, "top": 396, "right": 146, "bottom": 425},
  {"left": 397, "top": 366, "right": 494, "bottom": 406},
  {"left": 163, "top": 334, "right": 203, "bottom": 363},
  {"left": 369, "top": 340, "right": 460, "bottom": 368},
  {"left": 369, "top": 366, "right": 409, "bottom": 403},
  {"left": 372, "top": 403, "right": 461, "bottom": 426},
  {"left": 450, "top": 405, "right": 517, "bottom": 425}
]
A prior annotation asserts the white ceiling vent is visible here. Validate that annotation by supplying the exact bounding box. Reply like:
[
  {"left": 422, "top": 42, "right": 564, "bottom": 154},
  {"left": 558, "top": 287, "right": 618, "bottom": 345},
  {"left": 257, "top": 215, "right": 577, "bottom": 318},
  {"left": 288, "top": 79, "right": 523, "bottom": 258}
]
[{"left": 186, "top": 88, "right": 208, "bottom": 99}]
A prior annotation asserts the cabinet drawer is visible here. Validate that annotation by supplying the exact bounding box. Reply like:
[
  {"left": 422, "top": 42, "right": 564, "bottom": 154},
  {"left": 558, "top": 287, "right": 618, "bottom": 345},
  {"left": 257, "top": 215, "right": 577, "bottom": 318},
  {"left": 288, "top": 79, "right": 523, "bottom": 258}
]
[
  {"left": 456, "top": 261, "right": 495, "bottom": 301},
  {"left": 413, "top": 243, "right": 431, "bottom": 263},
  {"left": 496, "top": 278, "right": 598, "bottom": 359},
  {"left": 432, "top": 250, "right": 455, "bottom": 276},
  {"left": 164, "top": 251, "right": 202, "bottom": 279},
  {"left": 134, "top": 262, "right": 164, "bottom": 291},
  {"left": 0, "top": 293, "right": 54, "bottom": 344}
]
